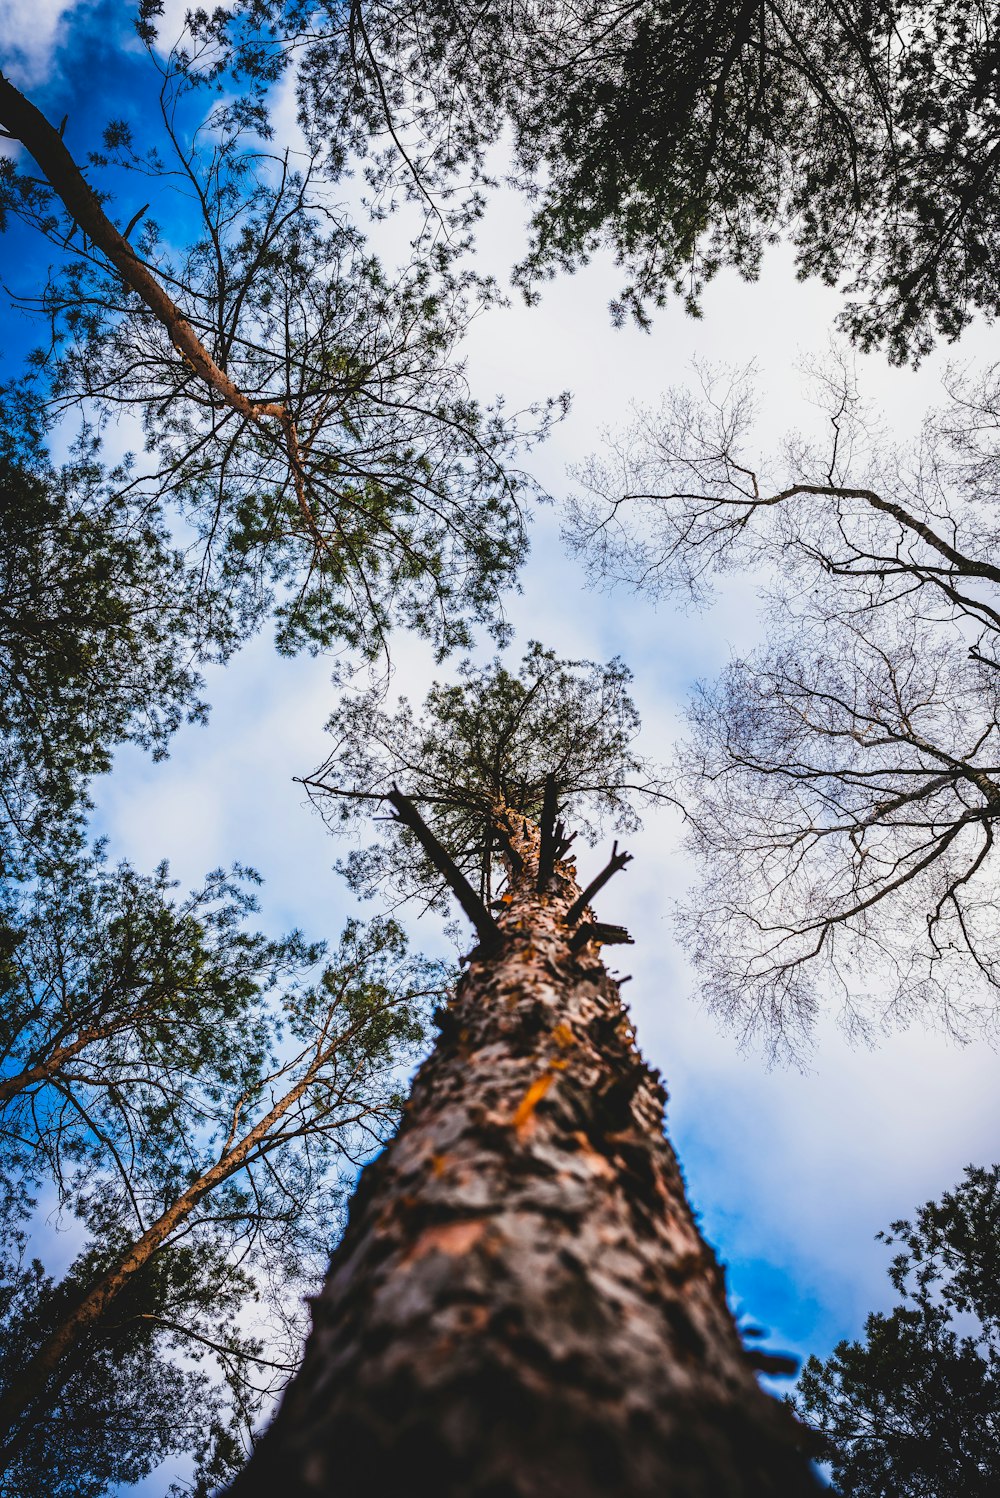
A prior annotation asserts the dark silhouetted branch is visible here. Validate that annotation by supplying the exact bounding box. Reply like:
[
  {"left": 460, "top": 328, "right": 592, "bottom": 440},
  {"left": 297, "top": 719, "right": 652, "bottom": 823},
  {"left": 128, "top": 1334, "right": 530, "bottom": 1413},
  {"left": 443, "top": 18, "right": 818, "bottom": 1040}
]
[
  {"left": 387, "top": 788, "right": 502, "bottom": 953},
  {"left": 569, "top": 921, "right": 634, "bottom": 953},
  {"left": 744, "top": 1349, "right": 800, "bottom": 1378},
  {"left": 565, "top": 842, "right": 633, "bottom": 926},
  {"left": 490, "top": 817, "right": 524, "bottom": 876},
  {"left": 551, "top": 820, "right": 577, "bottom": 864},
  {"left": 536, "top": 773, "right": 559, "bottom": 891},
  {"left": 296, "top": 777, "right": 387, "bottom": 804}
]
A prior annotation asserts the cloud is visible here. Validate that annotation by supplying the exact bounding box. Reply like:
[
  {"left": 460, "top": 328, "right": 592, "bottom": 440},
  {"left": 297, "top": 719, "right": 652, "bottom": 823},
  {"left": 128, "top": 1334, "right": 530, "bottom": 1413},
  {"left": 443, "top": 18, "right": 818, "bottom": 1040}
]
[{"left": 0, "top": 0, "right": 87, "bottom": 85}]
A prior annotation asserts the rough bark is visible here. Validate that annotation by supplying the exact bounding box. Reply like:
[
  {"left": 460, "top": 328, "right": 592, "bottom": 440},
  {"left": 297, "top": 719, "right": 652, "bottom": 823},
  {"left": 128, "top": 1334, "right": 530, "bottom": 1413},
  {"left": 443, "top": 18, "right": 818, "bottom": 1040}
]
[{"left": 231, "top": 816, "right": 820, "bottom": 1498}]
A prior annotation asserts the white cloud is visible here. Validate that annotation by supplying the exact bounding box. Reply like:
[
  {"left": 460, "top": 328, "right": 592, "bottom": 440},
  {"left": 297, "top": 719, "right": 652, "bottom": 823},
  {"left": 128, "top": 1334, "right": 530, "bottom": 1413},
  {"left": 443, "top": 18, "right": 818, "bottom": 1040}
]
[
  {"left": 0, "top": 0, "right": 85, "bottom": 85},
  {"left": 146, "top": 0, "right": 238, "bottom": 61}
]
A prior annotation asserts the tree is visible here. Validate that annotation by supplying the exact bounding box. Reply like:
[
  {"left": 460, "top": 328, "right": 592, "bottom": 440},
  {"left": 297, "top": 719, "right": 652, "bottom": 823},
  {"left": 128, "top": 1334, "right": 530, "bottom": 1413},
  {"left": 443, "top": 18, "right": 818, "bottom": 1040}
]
[
  {"left": 566, "top": 357, "right": 1000, "bottom": 1056},
  {"left": 0, "top": 848, "right": 294, "bottom": 1173},
  {"left": 304, "top": 641, "right": 669, "bottom": 909},
  {"left": 194, "top": 0, "right": 1000, "bottom": 362},
  {"left": 795, "top": 1164, "right": 1000, "bottom": 1497},
  {"left": 0, "top": 48, "right": 557, "bottom": 666},
  {"left": 0, "top": 1223, "right": 261, "bottom": 1498},
  {"left": 0, "top": 848, "right": 444, "bottom": 1493},
  {"left": 0, "top": 423, "right": 225, "bottom": 870},
  {"left": 229, "top": 647, "right": 821, "bottom": 1497}
]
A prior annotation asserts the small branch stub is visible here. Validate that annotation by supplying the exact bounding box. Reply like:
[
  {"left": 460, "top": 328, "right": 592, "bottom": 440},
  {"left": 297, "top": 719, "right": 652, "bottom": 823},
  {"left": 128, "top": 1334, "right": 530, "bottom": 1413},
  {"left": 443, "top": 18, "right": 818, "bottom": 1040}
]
[{"left": 569, "top": 920, "right": 634, "bottom": 953}]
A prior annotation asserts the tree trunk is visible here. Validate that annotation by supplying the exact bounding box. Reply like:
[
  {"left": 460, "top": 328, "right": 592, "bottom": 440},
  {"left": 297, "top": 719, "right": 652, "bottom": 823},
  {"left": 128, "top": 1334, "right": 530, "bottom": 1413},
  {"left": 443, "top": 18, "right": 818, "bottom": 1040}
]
[{"left": 232, "top": 816, "right": 820, "bottom": 1497}]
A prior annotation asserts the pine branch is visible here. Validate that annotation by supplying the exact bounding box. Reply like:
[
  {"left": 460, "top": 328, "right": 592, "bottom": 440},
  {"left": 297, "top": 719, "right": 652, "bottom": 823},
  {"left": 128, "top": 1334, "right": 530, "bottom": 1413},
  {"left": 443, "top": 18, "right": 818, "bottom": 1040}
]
[{"left": 0, "top": 72, "right": 331, "bottom": 558}]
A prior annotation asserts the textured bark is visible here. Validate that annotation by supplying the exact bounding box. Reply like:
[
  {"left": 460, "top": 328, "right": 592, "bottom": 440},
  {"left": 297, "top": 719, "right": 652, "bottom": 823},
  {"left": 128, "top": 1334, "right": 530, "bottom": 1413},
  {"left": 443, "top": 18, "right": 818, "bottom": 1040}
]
[{"left": 232, "top": 817, "right": 821, "bottom": 1498}]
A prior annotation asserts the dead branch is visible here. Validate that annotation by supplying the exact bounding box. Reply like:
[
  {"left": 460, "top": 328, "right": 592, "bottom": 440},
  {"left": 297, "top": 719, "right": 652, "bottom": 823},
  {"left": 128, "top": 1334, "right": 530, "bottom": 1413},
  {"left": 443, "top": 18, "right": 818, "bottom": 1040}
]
[
  {"left": 569, "top": 921, "right": 634, "bottom": 952},
  {"left": 564, "top": 841, "right": 633, "bottom": 926},
  {"left": 386, "top": 788, "right": 502, "bottom": 953},
  {"left": 536, "top": 772, "right": 559, "bottom": 891}
]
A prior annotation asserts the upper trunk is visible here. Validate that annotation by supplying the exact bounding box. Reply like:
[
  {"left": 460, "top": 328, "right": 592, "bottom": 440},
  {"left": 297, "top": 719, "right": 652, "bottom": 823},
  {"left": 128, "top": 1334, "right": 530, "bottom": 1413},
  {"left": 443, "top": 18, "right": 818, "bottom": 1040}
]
[{"left": 231, "top": 814, "right": 819, "bottom": 1497}]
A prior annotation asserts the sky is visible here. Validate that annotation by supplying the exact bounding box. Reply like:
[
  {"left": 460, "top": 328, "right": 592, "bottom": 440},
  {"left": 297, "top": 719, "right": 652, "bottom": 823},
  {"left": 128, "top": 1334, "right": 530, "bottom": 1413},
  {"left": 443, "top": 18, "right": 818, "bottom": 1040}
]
[{"left": 2, "top": 1, "right": 999, "bottom": 1489}]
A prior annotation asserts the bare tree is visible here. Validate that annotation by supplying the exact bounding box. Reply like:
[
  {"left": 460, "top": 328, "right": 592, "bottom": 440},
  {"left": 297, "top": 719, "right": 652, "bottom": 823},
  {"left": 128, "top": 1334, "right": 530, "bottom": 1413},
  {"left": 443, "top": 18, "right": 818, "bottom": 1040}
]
[{"left": 567, "top": 356, "right": 1000, "bottom": 1055}]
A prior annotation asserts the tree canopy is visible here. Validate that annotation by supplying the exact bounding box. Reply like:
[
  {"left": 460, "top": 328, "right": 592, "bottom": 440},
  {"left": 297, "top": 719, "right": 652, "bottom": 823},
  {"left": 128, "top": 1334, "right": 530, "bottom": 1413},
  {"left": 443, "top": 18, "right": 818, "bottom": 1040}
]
[
  {"left": 796, "top": 1165, "right": 1000, "bottom": 1497},
  {"left": 0, "top": 847, "right": 445, "bottom": 1494},
  {"left": 3, "top": 4, "right": 999, "bottom": 1490},
  {"left": 0, "top": 53, "right": 558, "bottom": 670},
  {"left": 304, "top": 641, "right": 670, "bottom": 912},
  {"left": 0, "top": 426, "right": 221, "bottom": 870},
  {"left": 188, "top": 0, "right": 1000, "bottom": 362}
]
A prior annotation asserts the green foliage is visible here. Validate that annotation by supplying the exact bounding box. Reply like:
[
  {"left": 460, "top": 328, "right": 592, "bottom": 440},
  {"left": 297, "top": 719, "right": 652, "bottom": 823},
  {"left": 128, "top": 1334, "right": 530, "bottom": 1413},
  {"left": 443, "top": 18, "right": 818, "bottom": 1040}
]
[
  {"left": 307, "top": 640, "right": 668, "bottom": 906},
  {"left": 2, "top": 60, "right": 557, "bottom": 667},
  {"left": 206, "top": 0, "right": 1000, "bottom": 362},
  {"left": 0, "top": 846, "right": 446, "bottom": 1493},
  {"left": 0, "top": 425, "right": 221, "bottom": 870},
  {"left": 795, "top": 1165, "right": 1000, "bottom": 1496},
  {"left": 0, "top": 1233, "right": 255, "bottom": 1498},
  {"left": 0, "top": 848, "right": 301, "bottom": 1193}
]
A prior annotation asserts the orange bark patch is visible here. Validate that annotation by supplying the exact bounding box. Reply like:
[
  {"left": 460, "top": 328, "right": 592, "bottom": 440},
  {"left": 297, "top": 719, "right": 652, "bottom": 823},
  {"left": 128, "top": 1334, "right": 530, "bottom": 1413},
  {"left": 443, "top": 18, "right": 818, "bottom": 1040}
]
[
  {"left": 512, "top": 1071, "right": 555, "bottom": 1134},
  {"left": 408, "top": 1219, "right": 486, "bottom": 1263},
  {"left": 570, "top": 1131, "right": 617, "bottom": 1178},
  {"left": 551, "top": 1022, "right": 575, "bottom": 1049}
]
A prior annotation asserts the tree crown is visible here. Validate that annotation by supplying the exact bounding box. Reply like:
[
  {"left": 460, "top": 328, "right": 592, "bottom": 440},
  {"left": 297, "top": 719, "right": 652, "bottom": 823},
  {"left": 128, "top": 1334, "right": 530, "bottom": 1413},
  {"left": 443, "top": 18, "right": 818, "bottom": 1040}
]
[
  {"left": 305, "top": 641, "right": 668, "bottom": 909},
  {"left": 796, "top": 1165, "right": 1000, "bottom": 1498}
]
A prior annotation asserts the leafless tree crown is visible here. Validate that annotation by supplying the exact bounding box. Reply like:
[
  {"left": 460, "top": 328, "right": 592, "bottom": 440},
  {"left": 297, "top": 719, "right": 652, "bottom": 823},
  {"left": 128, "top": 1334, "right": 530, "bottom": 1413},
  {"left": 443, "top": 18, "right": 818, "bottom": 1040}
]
[{"left": 568, "top": 357, "right": 1000, "bottom": 1055}]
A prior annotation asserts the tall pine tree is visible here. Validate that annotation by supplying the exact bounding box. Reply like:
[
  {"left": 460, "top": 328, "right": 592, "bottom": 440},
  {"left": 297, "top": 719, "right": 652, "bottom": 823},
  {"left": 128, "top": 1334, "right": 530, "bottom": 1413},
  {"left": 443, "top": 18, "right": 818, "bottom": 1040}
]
[{"left": 231, "top": 646, "right": 820, "bottom": 1497}]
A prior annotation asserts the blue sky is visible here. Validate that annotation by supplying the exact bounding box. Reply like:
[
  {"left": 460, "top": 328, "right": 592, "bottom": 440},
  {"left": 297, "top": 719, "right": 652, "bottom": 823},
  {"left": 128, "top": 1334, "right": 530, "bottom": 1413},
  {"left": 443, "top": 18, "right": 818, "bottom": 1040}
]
[{"left": 2, "top": 1, "right": 1000, "bottom": 1488}]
